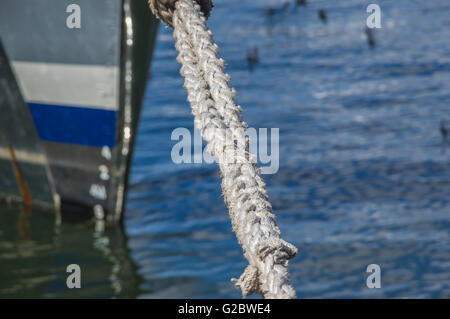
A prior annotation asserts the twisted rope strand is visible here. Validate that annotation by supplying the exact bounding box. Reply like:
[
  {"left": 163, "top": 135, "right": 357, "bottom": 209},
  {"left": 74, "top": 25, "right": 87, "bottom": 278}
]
[
  {"left": 149, "top": 0, "right": 213, "bottom": 27},
  {"left": 156, "top": 0, "right": 297, "bottom": 298}
]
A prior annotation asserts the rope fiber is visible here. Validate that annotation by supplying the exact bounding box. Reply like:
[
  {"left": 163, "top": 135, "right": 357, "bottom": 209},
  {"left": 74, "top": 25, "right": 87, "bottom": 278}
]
[
  {"left": 149, "top": 0, "right": 213, "bottom": 27},
  {"left": 148, "top": 0, "right": 298, "bottom": 299}
]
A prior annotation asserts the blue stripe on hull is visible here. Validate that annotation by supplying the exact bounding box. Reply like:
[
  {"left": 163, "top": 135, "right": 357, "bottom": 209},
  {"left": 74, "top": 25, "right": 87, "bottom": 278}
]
[{"left": 28, "top": 103, "right": 117, "bottom": 147}]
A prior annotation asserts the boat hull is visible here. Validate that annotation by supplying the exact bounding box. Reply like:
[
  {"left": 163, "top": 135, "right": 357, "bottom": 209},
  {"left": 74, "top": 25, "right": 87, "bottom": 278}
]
[{"left": 0, "top": 0, "right": 159, "bottom": 221}]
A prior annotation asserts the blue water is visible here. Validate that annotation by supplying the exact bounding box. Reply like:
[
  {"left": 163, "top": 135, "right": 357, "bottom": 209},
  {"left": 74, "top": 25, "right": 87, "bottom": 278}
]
[{"left": 1, "top": 0, "right": 450, "bottom": 298}]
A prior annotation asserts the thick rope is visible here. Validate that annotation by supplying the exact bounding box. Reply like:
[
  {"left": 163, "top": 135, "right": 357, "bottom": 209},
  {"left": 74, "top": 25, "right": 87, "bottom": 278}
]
[
  {"left": 149, "top": 0, "right": 213, "bottom": 27},
  {"left": 149, "top": 0, "right": 297, "bottom": 299}
]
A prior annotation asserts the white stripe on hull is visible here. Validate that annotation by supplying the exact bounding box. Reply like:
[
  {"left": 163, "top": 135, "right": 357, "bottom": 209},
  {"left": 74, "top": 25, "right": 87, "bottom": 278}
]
[
  {"left": 11, "top": 61, "right": 119, "bottom": 110},
  {"left": 0, "top": 147, "right": 47, "bottom": 165}
]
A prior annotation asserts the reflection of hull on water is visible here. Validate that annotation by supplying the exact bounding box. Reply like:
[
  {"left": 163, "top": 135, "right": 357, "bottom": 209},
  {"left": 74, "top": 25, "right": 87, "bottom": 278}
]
[
  {"left": 0, "top": 207, "right": 145, "bottom": 298},
  {"left": 0, "top": 0, "right": 158, "bottom": 221}
]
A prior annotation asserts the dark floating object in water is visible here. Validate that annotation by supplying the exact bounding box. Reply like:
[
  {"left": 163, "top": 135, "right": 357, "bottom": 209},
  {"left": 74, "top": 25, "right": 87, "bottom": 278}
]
[
  {"left": 441, "top": 120, "right": 448, "bottom": 142},
  {"left": 247, "top": 46, "right": 259, "bottom": 71},
  {"left": 318, "top": 9, "right": 327, "bottom": 23},
  {"left": 265, "top": 7, "right": 276, "bottom": 16},
  {"left": 281, "top": 2, "right": 290, "bottom": 13},
  {"left": 365, "top": 26, "right": 376, "bottom": 49},
  {"left": 264, "top": 2, "right": 290, "bottom": 16},
  {"left": 296, "top": 0, "right": 307, "bottom": 6}
]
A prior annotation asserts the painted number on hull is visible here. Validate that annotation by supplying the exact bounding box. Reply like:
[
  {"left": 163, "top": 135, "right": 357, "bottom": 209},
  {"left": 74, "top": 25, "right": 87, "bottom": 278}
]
[
  {"left": 89, "top": 184, "right": 106, "bottom": 200},
  {"left": 101, "top": 146, "right": 112, "bottom": 160}
]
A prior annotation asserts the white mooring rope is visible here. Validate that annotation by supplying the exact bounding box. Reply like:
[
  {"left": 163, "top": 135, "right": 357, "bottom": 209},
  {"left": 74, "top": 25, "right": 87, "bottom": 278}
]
[{"left": 149, "top": 0, "right": 297, "bottom": 299}]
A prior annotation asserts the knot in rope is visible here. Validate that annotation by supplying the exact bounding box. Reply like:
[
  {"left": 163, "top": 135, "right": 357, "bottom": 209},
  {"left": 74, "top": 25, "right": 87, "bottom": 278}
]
[{"left": 148, "top": 0, "right": 213, "bottom": 27}]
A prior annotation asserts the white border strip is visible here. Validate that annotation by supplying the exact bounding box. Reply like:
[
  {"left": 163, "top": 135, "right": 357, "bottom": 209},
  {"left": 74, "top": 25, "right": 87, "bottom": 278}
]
[
  {"left": 11, "top": 61, "right": 119, "bottom": 110},
  {"left": 0, "top": 147, "right": 46, "bottom": 165}
]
